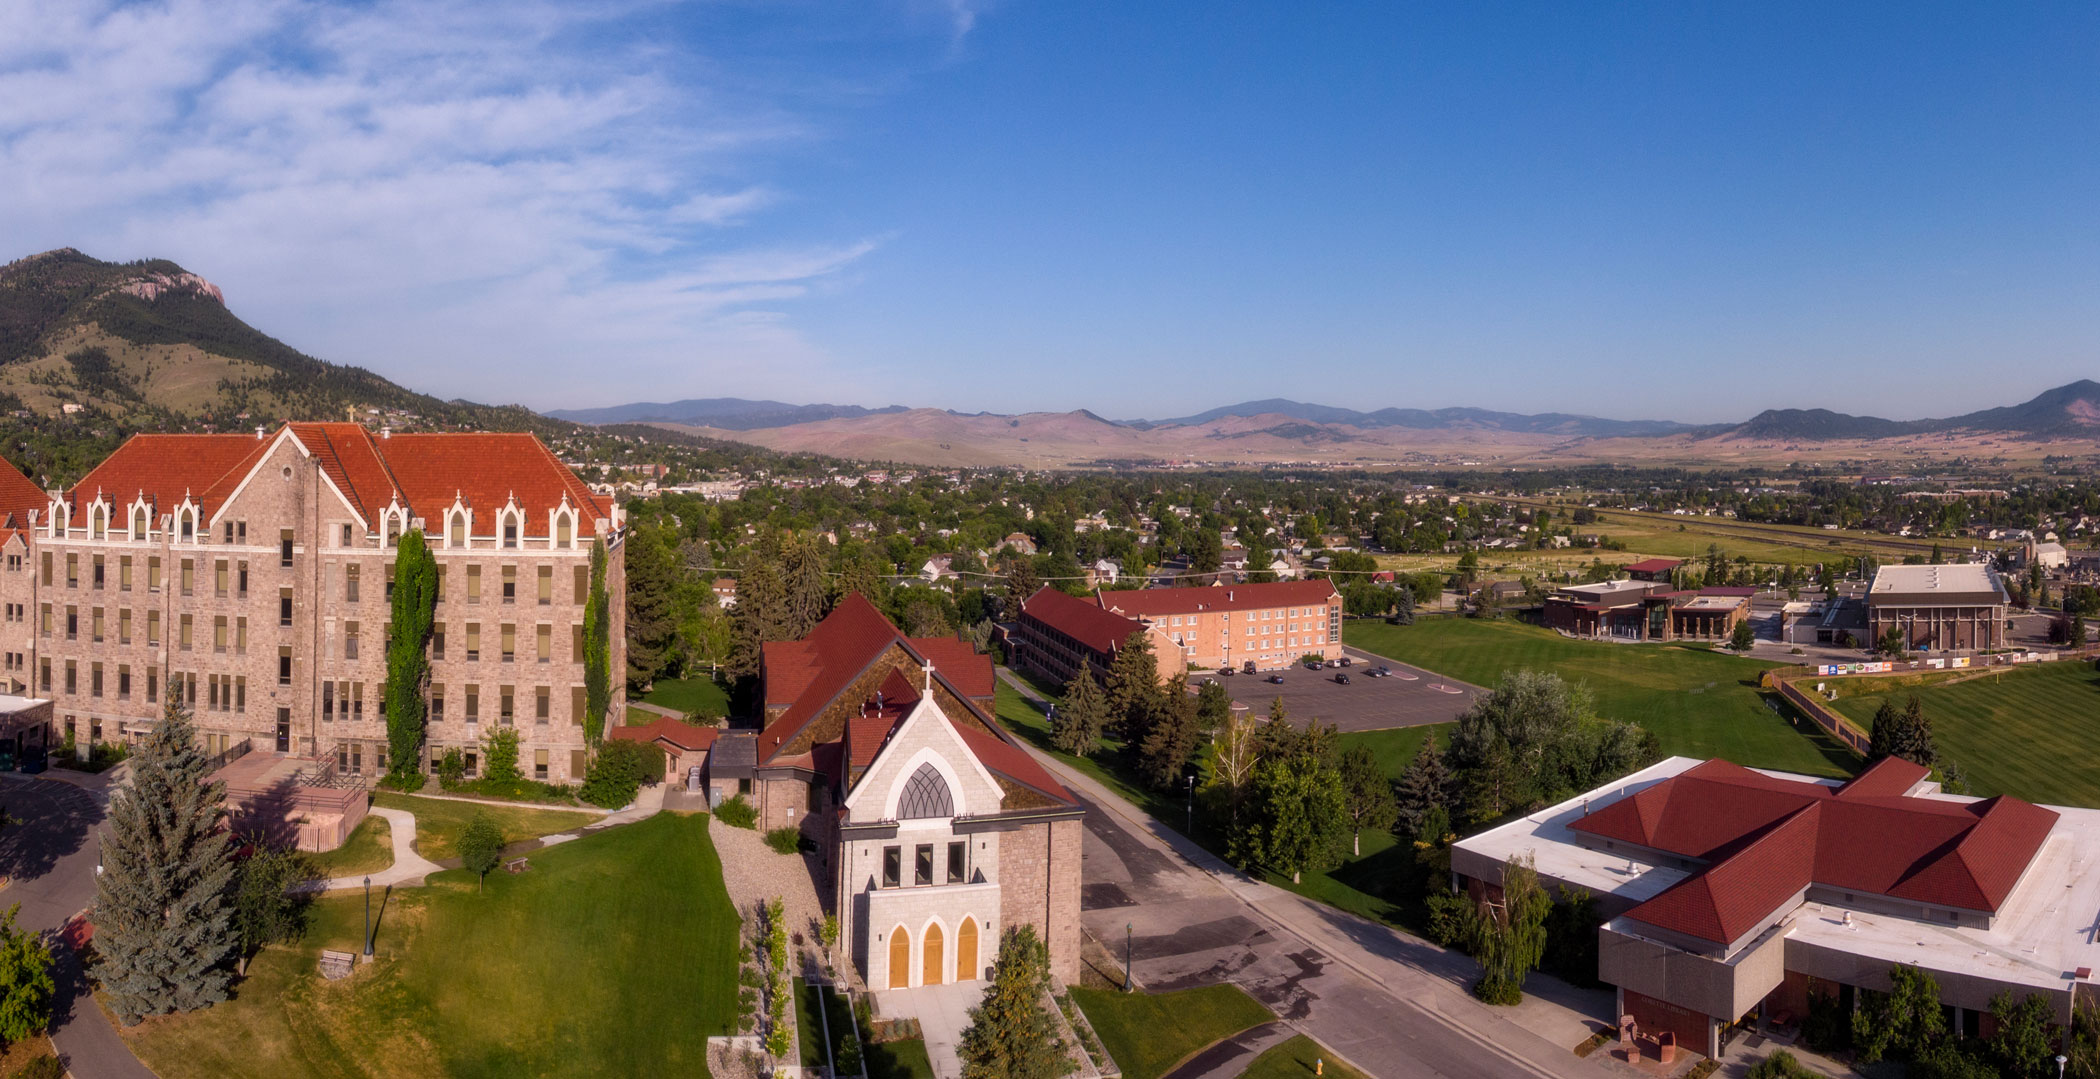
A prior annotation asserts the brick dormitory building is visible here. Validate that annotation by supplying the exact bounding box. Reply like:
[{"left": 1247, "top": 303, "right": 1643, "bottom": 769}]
[
  {"left": 0, "top": 422, "right": 623, "bottom": 789},
  {"left": 1010, "top": 578, "right": 1343, "bottom": 684}
]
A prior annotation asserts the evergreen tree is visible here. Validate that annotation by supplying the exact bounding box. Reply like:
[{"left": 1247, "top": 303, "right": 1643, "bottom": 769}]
[
  {"left": 781, "top": 533, "right": 831, "bottom": 638},
  {"left": 1103, "top": 632, "right": 1159, "bottom": 741},
  {"left": 233, "top": 848, "right": 312, "bottom": 973},
  {"left": 582, "top": 537, "right": 613, "bottom": 746},
  {"left": 834, "top": 550, "right": 886, "bottom": 608},
  {"left": 1138, "top": 676, "right": 1201, "bottom": 790},
  {"left": 1461, "top": 735, "right": 1524, "bottom": 825},
  {"left": 957, "top": 925, "right": 1071, "bottom": 1079},
  {"left": 1870, "top": 695, "right": 1938, "bottom": 768},
  {"left": 94, "top": 698, "right": 239, "bottom": 1025},
  {"left": 1003, "top": 558, "right": 1040, "bottom": 619},
  {"left": 1339, "top": 743, "right": 1398, "bottom": 857},
  {"left": 726, "top": 556, "right": 787, "bottom": 682},
  {"left": 1051, "top": 668, "right": 1107, "bottom": 758},
  {"left": 1390, "top": 586, "right": 1416, "bottom": 625},
  {"left": 1395, "top": 736, "right": 1454, "bottom": 835},
  {"left": 624, "top": 523, "right": 681, "bottom": 691},
  {"left": 1193, "top": 678, "right": 1232, "bottom": 736},
  {"left": 384, "top": 528, "right": 437, "bottom": 778}
]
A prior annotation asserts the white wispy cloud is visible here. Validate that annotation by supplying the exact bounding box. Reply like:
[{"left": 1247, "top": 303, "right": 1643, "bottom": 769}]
[{"left": 0, "top": 0, "right": 909, "bottom": 406}]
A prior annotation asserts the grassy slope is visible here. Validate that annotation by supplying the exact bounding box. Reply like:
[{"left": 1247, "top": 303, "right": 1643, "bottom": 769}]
[
  {"left": 1069, "top": 985, "right": 1273, "bottom": 1079},
  {"left": 1242, "top": 1034, "right": 1371, "bottom": 1079},
  {"left": 307, "top": 814, "right": 392, "bottom": 877},
  {"left": 641, "top": 676, "right": 732, "bottom": 718},
  {"left": 1345, "top": 617, "right": 1854, "bottom": 778},
  {"left": 1830, "top": 661, "right": 2100, "bottom": 808},
  {"left": 124, "top": 813, "right": 739, "bottom": 1079},
  {"left": 370, "top": 792, "right": 596, "bottom": 861}
]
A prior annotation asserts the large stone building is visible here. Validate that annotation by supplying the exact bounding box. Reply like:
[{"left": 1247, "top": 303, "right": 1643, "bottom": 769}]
[
  {"left": 11, "top": 423, "right": 622, "bottom": 783},
  {"left": 752, "top": 595, "right": 1083, "bottom": 988},
  {"left": 1866, "top": 563, "right": 2008, "bottom": 652},
  {"left": 1008, "top": 585, "right": 1182, "bottom": 687},
  {"left": 1455, "top": 756, "right": 2083, "bottom": 1059}
]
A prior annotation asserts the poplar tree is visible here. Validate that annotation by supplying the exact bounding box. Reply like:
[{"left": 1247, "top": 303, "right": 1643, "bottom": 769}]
[
  {"left": 582, "top": 537, "right": 611, "bottom": 745},
  {"left": 94, "top": 699, "right": 238, "bottom": 1025},
  {"left": 957, "top": 926, "right": 1071, "bottom": 1079},
  {"left": 385, "top": 528, "right": 437, "bottom": 778},
  {"left": 1051, "top": 668, "right": 1107, "bottom": 757}
]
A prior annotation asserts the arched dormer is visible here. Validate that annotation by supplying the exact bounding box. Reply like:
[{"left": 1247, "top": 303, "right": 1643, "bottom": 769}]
[
  {"left": 47, "top": 499, "right": 67, "bottom": 537},
  {"left": 89, "top": 496, "right": 109, "bottom": 540},
  {"left": 445, "top": 495, "right": 472, "bottom": 550},
  {"left": 550, "top": 496, "right": 576, "bottom": 550},
  {"left": 128, "top": 497, "right": 152, "bottom": 540},
  {"left": 499, "top": 495, "right": 522, "bottom": 549},
  {"left": 175, "top": 497, "right": 200, "bottom": 543},
  {"left": 381, "top": 496, "right": 410, "bottom": 547},
  {"left": 898, "top": 763, "right": 955, "bottom": 819}
]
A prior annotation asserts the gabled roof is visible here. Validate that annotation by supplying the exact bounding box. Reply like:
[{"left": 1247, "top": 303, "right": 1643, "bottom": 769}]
[
  {"left": 1096, "top": 578, "right": 1340, "bottom": 618},
  {"left": 67, "top": 433, "right": 272, "bottom": 519},
  {"left": 1574, "top": 757, "right": 2057, "bottom": 945},
  {"left": 0, "top": 460, "right": 45, "bottom": 530},
  {"left": 609, "top": 716, "right": 719, "bottom": 753},
  {"left": 1021, "top": 585, "right": 1147, "bottom": 654},
  {"left": 1623, "top": 558, "right": 1684, "bottom": 573},
  {"left": 377, "top": 432, "right": 610, "bottom": 536}
]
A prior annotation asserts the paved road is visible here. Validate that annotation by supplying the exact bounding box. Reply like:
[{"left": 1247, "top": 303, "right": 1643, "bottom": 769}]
[
  {"left": 1000, "top": 670, "right": 1614, "bottom": 1079},
  {"left": 0, "top": 772, "right": 157, "bottom": 1079}
]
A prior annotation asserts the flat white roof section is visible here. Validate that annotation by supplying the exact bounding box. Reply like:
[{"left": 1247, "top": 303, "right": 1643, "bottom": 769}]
[{"left": 1869, "top": 563, "right": 2001, "bottom": 598}]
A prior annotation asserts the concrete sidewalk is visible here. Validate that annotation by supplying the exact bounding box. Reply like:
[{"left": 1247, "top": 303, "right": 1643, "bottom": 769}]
[
  {"left": 874, "top": 982, "right": 985, "bottom": 1079},
  {"left": 314, "top": 805, "right": 443, "bottom": 890}
]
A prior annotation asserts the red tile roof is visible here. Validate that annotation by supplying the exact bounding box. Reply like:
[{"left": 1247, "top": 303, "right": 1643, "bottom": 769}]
[
  {"left": 0, "top": 460, "right": 46, "bottom": 530},
  {"left": 1624, "top": 558, "right": 1685, "bottom": 573},
  {"left": 610, "top": 717, "right": 720, "bottom": 753},
  {"left": 68, "top": 433, "right": 272, "bottom": 519},
  {"left": 1573, "top": 758, "right": 2057, "bottom": 944},
  {"left": 907, "top": 637, "right": 996, "bottom": 699},
  {"left": 379, "top": 431, "right": 609, "bottom": 535},
  {"left": 1095, "top": 579, "right": 1340, "bottom": 619},
  {"left": 1021, "top": 586, "right": 1147, "bottom": 654}
]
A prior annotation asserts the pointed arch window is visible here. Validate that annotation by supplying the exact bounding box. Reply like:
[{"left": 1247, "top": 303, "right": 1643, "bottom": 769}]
[{"left": 898, "top": 763, "right": 954, "bottom": 819}]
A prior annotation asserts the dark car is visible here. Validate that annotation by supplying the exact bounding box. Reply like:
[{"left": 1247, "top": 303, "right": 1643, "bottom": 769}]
[
  {"left": 1371, "top": 666, "right": 1393, "bottom": 677},
  {"left": 1242, "top": 660, "right": 1257, "bottom": 674},
  {"left": 1218, "top": 666, "right": 1235, "bottom": 676},
  {"left": 1304, "top": 659, "right": 1324, "bottom": 671},
  {"left": 1336, "top": 656, "right": 1353, "bottom": 667},
  {"left": 1267, "top": 674, "right": 1286, "bottom": 684},
  {"left": 1334, "top": 673, "right": 1351, "bottom": 685}
]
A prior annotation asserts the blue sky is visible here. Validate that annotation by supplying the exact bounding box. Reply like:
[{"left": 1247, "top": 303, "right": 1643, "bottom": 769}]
[{"left": 4, "top": 2, "right": 2096, "bottom": 422}]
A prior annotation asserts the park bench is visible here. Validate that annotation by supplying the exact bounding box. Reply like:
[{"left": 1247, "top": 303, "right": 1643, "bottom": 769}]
[
  {"left": 505, "top": 857, "right": 530, "bottom": 874},
  {"left": 319, "top": 950, "right": 355, "bottom": 980}
]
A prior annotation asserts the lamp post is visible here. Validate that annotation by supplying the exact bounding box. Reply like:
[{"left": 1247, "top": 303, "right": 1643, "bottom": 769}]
[
  {"left": 1186, "top": 773, "right": 1195, "bottom": 834},
  {"left": 2058, "top": 1054, "right": 2067, "bottom": 1079},
  {"left": 1125, "top": 919, "right": 1142, "bottom": 995},
  {"left": 363, "top": 876, "right": 374, "bottom": 957}
]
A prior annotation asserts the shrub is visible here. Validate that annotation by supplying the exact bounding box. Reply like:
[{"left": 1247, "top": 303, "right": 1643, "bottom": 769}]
[
  {"left": 10, "top": 1056, "right": 62, "bottom": 1079},
  {"left": 579, "top": 740, "right": 661, "bottom": 809},
  {"left": 377, "top": 771, "right": 426, "bottom": 793},
  {"left": 716, "top": 795, "right": 757, "bottom": 830},
  {"left": 482, "top": 728, "right": 522, "bottom": 783},
  {"left": 436, "top": 748, "right": 465, "bottom": 787},
  {"left": 763, "top": 827, "right": 801, "bottom": 855},
  {"left": 1424, "top": 890, "right": 1477, "bottom": 949},
  {"left": 1802, "top": 987, "right": 1851, "bottom": 1052},
  {"left": 1746, "top": 1051, "right": 1814, "bottom": 1079}
]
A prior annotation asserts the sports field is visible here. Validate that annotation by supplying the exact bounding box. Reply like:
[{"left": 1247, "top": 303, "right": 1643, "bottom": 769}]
[
  {"left": 1828, "top": 660, "right": 2100, "bottom": 809},
  {"left": 1345, "top": 616, "right": 1853, "bottom": 778}
]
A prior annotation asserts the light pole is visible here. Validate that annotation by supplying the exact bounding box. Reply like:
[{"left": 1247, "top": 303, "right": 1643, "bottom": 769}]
[
  {"left": 1186, "top": 773, "right": 1195, "bottom": 834},
  {"left": 1124, "top": 922, "right": 1133, "bottom": 993},
  {"left": 2058, "top": 1054, "right": 2067, "bottom": 1079},
  {"left": 363, "top": 876, "right": 374, "bottom": 957}
]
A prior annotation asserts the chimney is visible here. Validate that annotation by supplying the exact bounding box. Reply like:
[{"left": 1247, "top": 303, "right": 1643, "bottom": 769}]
[
  {"left": 254, "top": 426, "right": 266, "bottom": 440},
  {"left": 381, "top": 425, "right": 391, "bottom": 440}
]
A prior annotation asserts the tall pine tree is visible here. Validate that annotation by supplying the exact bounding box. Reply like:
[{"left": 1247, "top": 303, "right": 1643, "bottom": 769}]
[
  {"left": 385, "top": 528, "right": 437, "bottom": 778},
  {"left": 1138, "top": 676, "right": 1201, "bottom": 790},
  {"left": 1394, "top": 736, "right": 1454, "bottom": 835},
  {"left": 1051, "top": 668, "right": 1107, "bottom": 758},
  {"left": 726, "top": 556, "right": 787, "bottom": 682},
  {"left": 94, "top": 698, "right": 238, "bottom": 1025},
  {"left": 1103, "top": 632, "right": 1159, "bottom": 742},
  {"left": 957, "top": 925, "right": 1071, "bottom": 1079},
  {"left": 781, "top": 534, "right": 831, "bottom": 638}
]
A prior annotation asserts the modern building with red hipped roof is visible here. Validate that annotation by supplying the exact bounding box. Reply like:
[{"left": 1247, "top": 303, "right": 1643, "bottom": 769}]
[
  {"left": 1007, "top": 585, "right": 1184, "bottom": 687},
  {"left": 12, "top": 422, "right": 622, "bottom": 821},
  {"left": 749, "top": 593, "right": 1082, "bottom": 989},
  {"left": 1454, "top": 755, "right": 2088, "bottom": 1059},
  {"left": 1011, "top": 578, "right": 1341, "bottom": 679}
]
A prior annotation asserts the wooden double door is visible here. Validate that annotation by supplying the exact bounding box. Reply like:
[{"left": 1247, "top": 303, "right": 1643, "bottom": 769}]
[{"left": 886, "top": 918, "right": 981, "bottom": 989}]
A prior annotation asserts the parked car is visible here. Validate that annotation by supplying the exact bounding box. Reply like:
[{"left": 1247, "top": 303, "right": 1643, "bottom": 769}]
[
  {"left": 1267, "top": 674, "right": 1286, "bottom": 684},
  {"left": 1370, "top": 666, "right": 1393, "bottom": 677},
  {"left": 1242, "top": 660, "right": 1257, "bottom": 674},
  {"left": 1219, "top": 666, "right": 1235, "bottom": 676},
  {"left": 1333, "top": 673, "right": 1351, "bottom": 685},
  {"left": 1304, "top": 659, "right": 1324, "bottom": 671},
  {"left": 1336, "top": 656, "right": 1353, "bottom": 667}
]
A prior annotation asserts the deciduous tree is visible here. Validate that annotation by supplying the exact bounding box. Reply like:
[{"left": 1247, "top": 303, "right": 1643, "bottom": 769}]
[
  {"left": 0, "top": 905, "right": 53, "bottom": 1046},
  {"left": 1467, "top": 853, "right": 1551, "bottom": 1005},
  {"left": 460, "top": 814, "right": 505, "bottom": 893},
  {"left": 1338, "top": 743, "right": 1397, "bottom": 857},
  {"left": 385, "top": 528, "right": 438, "bottom": 778},
  {"left": 582, "top": 537, "right": 612, "bottom": 745}
]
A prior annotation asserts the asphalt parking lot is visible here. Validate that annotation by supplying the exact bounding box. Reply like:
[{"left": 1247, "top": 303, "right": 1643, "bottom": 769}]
[{"left": 1194, "top": 647, "right": 1480, "bottom": 732}]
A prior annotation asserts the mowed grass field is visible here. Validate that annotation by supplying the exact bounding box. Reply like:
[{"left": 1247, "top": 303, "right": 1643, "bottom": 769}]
[
  {"left": 1345, "top": 617, "right": 1854, "bottom": 779},
  {"left": 1829, "top": 661, "right": 2100, "bottom": 808},
  {"left": 123, "top": 812, "right": 740, "bottom": 1079},
  {"left": 371, "top": 792, "right": 596, "bottom": 862}
]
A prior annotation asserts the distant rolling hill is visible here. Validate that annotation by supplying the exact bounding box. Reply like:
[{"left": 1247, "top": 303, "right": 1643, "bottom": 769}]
[
  {"left": 547, "top": 397, "right": 909, "bottom": 430},
  {"left": 1132, "top": 398, "right": 1705, "bottom": 438}
]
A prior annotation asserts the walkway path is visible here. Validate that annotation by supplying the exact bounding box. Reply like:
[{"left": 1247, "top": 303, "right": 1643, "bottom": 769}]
[
  {"left": 996, "top": 667, "right": 1615, "bottom": 1079},
  {"left": 315, "top": 806, "right": 442, "bottom": 890},
  {"left": 874, "top": 982, "right": 986, "bottom": 1079},
  {"left": 1158, "top": 1021, "right": 1296, "bottom": 1079}
]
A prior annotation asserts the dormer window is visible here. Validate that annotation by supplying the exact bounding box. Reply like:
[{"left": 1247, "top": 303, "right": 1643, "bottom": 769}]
[
  {"left": 90, "top": 506, "right": 106, "bottom": 540},
  {"left": 503, "top": 513, "right": 519, "bottom": 549},
  {"left": 131, "top": 508, "right": 146, "bottom": 538},
  {"left": 554, "top": 511, "right": 573, "bottom": 548}
]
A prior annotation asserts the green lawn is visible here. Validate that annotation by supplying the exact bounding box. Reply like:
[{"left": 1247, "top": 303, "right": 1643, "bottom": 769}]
[
  {"left": 1346, "top": 617, "right": 1854, "bottom": 778},
  {"left": 1828, "top": 661, "right": 2100, "bottom": 808},
  {"left": 795, "top": 979, "right": 827, "bottom": 1068},
  {"left": 865, "top": 1037, "right": 936, "bottom": 1079},
  {"left": 1069, "top": 984, "right": 1273, "bottom": 1079},
  {"left": 371, "top": 792, "right": 596, "bottom": 862},
  {"left": 1243, "top": 1035, "right": 1370, "bottom": 1079},
  {"left": 307, "top": 813, "right": 392, "bottom": 877},
  {"left": 124, "top": 812, "right": 739, "bottom": 1078},
  {"left": 641, "top": 676, "right": 732, "bottom": 718}
]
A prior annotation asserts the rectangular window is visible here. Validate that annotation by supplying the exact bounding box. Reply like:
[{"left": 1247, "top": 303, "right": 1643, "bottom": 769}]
[
  {"left": 117, "top": 664, "right": 130, "bottom": 700},
  {"left": 180, "top": 558, "right": 193, "bottom": 596},
  {"left": 384, "top": 563, "right": 395, "bottom": 602},
  {"left": 37, "top": 659, "right": 48, "bottom": 693},
  {"left": 534, "top": 685, "right": 550, "bottom": 723},
  {"left": 237, "top": 560, "right": 248, "bottom": 597},
  {"left": 39, "top": 551, "right": 50, "bottom": 587},
  {"left": 236, "top": 616, "right": 247, "bottom": 655},
  {"left": 278, "top": 647, "right": 292, "bottom": 685},
  {"left": 501, "top": 624, "right": 515, "bottom": 662},
  {"left": 948, "top": 841, "right": 966, "bottom": 884},
  {"left": 119, "top": 608, "right": 131, "bottom": 644},
  {"left": 235, "top": 675, "right": 245, "bottom": 713},
  {"left": 147, "top": 609, "right": 161, "bottom": 645},
  {"left": 571, "top": 624, "right": 584, "bottom": 663},
  {"left": 500, "top": 686, "right": 514, "bottom": 725},
  {"left": 465, "top": 623, "right": 481, "bottom": 661},
  {"left": 146, "top": 668, "right": 157, "bottom": 703},
  {"left": 465, "top": 685, "right": 480, "bottom": 724},
  {"left": 537, "top": 565, "right": 552, "bottom": 605},
  {"left": 533, "top": 748, "right": 548, "bottom": 780},
  {"left": 340, "top": 523, "right": 353, "bottom": 547},
  {"left": 323, "top": 681, "right": 335, "bottom": 721},
  {"left": 65, "top": 553, "right": 77, "bottom": 588},
  {"left": 148, "top": 555, "right": 161, "bottom": 591},
  {"left": 37, "top": 603, "right": 48, "bottom": 639},
  {"left": 90, "top": 662, "right": 102, "bottom": 698},
  {"left": 571, "top": 685, "right": 586, "bottom": 725},
  {"left": 430, "top": 683, "right": 445, "bottom": 721},
  {"left": 280, "top": 588, "right": 293, "bottom": 626},
  {"left": 92, "top": 607, "right": 104, "bottom": 642},
  {"left": 351, "top": 681, "right": 363, "bottom": 719},
  {"left": 914, "top": 844, "right": 934, "bottom": 887},
  {"left": 466, "top": 564, "right": 482, "bottom": 603},
  {"left": 882, "top": 846, "right": 901, "bottom": 888},
  {"left": 179, "top": 613, "right": 193, "bottom": 651},
  {"left": 502, "top": 565, "right": 516, "bottom": 603},
  {"left": 346, "top": 564, "right": 360, "bottom": 603},
  {"left": 345, "top": 621, "right": 359, "bottom": 661},
  {"left": 536, "top": 624, "right": 551, "bottom": 663},
  {"left": 63, "top": 660, "right": 75, "bottom": 695},
  {"left": 213, "top": 615, "right": 227, "bottom": 653},
  {"left": 504, "top": 520, "right": 518, "bottom": 548},
  {"left": 280, "top": 528, "right": 295, "bottom": 567},
  {"left": 574, "top": 564, "right": 588, "bottom": 603},
  {"left": 433, "top": 622, "right": 447, "bottom": 660},
  {"left": 215, "top": 558, "right": 228, "bottom": 597},
  {"left": 92, "top": 554, "right": 104, "bottom": 590},
  {"left": 65, "top": 606, "right": 77, "bottom": 640},
  {"left": 120, "top": 555, "right": 132, "bottom": 591}
]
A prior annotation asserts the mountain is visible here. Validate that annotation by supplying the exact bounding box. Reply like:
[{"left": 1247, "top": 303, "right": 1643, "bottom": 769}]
[
  {"left": 1716, "top": 380, "right": 2100, "bottom": 441},
  {"left": 1137, "top": 398, "right": 1702, "bottom": 437},
  {"left": 546, "top": 397, "right": 909, "bottom": 430},
  {"left": 0, "top": 248, "right": 551, "bottom": 433}
]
